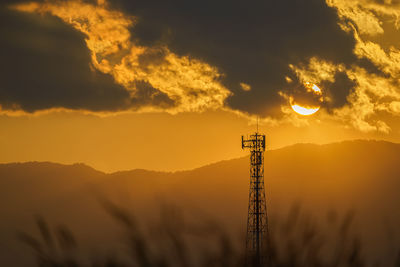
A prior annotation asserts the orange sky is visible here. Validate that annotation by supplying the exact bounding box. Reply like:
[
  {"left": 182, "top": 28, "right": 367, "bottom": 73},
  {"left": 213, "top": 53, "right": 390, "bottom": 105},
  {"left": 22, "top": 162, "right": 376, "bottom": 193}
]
[{"left": 1, "top": 109, "right": 399, "bottom": 172}]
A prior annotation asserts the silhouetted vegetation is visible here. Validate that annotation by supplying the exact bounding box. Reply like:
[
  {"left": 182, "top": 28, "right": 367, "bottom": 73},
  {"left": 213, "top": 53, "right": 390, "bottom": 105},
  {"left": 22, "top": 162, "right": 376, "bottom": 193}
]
[{"left": 17, "top": 202, "right": 400, "bottom": 267}]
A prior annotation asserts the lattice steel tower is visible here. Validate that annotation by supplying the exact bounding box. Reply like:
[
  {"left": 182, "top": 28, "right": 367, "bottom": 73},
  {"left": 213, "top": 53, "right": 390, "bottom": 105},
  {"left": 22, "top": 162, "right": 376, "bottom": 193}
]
[{"left": 242, "top": 132, "right": 269, "bottom": 267}]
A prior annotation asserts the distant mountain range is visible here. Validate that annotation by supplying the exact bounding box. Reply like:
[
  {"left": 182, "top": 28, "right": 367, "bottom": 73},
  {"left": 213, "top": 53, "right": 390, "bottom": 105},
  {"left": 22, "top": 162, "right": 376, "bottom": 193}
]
[{"left": 1, "top": 140, "right": 400, "bottom": 266}]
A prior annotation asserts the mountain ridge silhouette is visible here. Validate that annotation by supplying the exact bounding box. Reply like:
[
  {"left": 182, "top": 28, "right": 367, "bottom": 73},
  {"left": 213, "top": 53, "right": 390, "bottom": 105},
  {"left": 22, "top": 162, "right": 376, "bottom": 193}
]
[{"left": 1, "top": 139, "right": 400, "bottom": 266}]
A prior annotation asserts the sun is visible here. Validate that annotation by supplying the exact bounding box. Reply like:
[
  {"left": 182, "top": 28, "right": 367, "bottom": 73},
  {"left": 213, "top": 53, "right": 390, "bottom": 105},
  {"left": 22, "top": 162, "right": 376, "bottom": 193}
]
[
  {"left": 291, "top": 104, "right": 320, "bottom": 116},
  {"left": 290, "top": 82, "right": 322, "bottom": 116}
]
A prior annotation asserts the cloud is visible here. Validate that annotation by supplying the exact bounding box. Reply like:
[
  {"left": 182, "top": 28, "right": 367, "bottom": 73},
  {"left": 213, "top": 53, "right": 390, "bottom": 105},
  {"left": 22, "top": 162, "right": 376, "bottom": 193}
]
[
  {"left": 0, "top": 5, "right": 133, "bottom": 113},
  {"left": 108, "top": 0, "right": 364, "bottom": 117},
  {"left": 320, "top": 0, "right": 400, "bottom": 132},
  {"left": 9, "top": 0, "right": 360, "bottom": 117},
  {"left": 10, "top": 0, "right": 231, "bottom": 114},
  {"left": 3, "top": 0, "right": 400, "bottom": 133}
]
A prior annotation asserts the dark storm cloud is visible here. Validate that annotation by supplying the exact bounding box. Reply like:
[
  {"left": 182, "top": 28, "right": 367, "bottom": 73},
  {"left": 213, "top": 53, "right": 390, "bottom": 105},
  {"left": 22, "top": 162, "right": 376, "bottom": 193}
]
[
  {"left": 110, "top": 0, "right": 376, "bottom": 117},
  {"left": 0, "top": 6, "right": 174, "bottom": 113},
  {"left": 321, "top": 72, "right": 357, "bottom": 110},
  {"left": 0, "top": 7, "right": 129, "bottom": 112}
]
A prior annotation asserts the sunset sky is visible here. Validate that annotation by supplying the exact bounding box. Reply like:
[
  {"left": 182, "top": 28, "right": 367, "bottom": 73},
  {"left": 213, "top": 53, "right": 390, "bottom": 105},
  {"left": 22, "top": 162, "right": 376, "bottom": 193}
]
[{"left": 1, "top": 0, "right": 400, "bottom": 172}]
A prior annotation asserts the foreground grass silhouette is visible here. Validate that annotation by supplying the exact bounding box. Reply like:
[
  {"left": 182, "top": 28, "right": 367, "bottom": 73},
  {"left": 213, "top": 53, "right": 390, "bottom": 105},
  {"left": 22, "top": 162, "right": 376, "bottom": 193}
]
[{"left": 18, "top": 201, "right": 400, "bottom": 267}]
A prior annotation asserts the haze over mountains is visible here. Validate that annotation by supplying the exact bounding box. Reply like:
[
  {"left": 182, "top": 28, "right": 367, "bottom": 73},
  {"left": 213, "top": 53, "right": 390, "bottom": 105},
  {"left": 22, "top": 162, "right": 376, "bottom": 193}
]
[{"left": 1, "top": 140, "right": 400, "bottom": 266}]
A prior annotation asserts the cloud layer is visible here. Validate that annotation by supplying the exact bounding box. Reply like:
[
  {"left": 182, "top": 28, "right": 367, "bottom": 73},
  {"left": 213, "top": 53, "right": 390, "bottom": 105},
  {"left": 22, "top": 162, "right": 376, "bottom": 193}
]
[{"left": 2, "top": 0, "right": 400, "bottom": 132}]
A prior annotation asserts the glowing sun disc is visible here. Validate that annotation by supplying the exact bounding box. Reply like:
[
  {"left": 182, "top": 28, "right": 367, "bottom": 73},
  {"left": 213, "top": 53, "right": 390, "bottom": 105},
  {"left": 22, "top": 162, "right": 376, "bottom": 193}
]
[{"left": 291, "top": 104, "right": 320, "bottom": 116}]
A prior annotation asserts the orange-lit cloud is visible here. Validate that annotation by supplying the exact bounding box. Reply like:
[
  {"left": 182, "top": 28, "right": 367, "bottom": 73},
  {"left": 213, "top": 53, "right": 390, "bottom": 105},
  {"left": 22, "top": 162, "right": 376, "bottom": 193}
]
[
  {"left": 280, "top": 0, "right": 400, "bottom": 133},
  {"left": 11, "top": 0, "right": 231, "bottom": 114}
]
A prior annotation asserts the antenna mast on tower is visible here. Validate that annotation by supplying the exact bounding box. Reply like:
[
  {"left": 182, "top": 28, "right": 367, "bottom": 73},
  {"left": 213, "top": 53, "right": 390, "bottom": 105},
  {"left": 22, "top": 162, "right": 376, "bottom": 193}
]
[{"left": 241, "top": 125, "right": 269, "bottom": 266}]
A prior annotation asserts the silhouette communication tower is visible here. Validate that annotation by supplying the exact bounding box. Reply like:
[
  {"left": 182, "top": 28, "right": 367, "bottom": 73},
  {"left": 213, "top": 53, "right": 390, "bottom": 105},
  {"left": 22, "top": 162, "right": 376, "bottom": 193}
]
[{"left": 242, "top": 131, "right": 269, "bottom": 266}]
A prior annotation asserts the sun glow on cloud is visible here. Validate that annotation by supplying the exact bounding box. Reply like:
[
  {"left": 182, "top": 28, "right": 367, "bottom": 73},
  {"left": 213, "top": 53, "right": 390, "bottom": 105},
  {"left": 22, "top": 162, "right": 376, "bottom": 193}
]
[
  {"left": 11, "top": 0, "right": 231, "bottom": 114},
  {"left": 311, "top": 84, "right": 322, "bottom": 94},
  {"left": 288, "top": 0, "right": 400, "bottom": 133}
]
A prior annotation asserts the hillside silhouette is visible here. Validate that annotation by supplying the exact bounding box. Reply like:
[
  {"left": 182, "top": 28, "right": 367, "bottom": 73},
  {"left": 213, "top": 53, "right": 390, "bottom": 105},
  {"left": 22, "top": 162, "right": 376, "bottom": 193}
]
[{"left": 1, "top": 140, "right": 400, "bottom": 266}]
